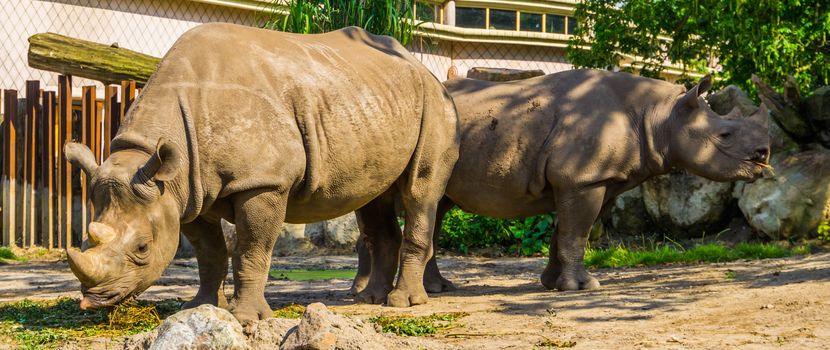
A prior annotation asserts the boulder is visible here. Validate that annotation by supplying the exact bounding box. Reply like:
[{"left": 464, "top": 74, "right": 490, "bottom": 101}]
[
  {"left": 223, "top": 213, "right": 359, "bottom": 256},
  {"left": 738, "top": 150, "right": 830, "bottom": 239},
  {"left": 281, "top": 303, "right": 384, "bottom": 350},
  {"left": 245, "top": 318, "right": 299, "bottom": 350},
  {"left": 466, "top": 67, "right": 544, "bottom": 82},
  {"left": 804, "top": 85, "right": 830, "bottom": 148},
  {"left": 149, "top": 305, "right": 248, "bottom": 350},
  {"left": 603, "top": 186, "right": 656, "bottom": 237},
  {"left": 641, "top": 171, "right": 735, "bottom": 238}
]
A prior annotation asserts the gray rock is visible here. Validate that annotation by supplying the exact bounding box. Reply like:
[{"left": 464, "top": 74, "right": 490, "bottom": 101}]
[
  {"left": 738, "top": 150, "right": 830, "bottom": 239},
  {"left": 225, "top": 214, "right": 359, "bottom": 256},
  {"left": 245, "top": 318, "right": 299, "bottom": 350},
  {"left": 281, "top": 303, "right": 340, "bottom": 350},
  {"left": 804, "top": 85, "right": 830, "bottom": 148},
  {"left": 122, "top": 330, "right": 158, "bottom": 350},
  {"left": 604, "top": 187, "right": 656, "bottom": 236},
  {"left": 149, "top": 305, "right": 248, "bottom": 350},
  {"left": 642, "top": 171, "right": 734, "bottom": 238}
]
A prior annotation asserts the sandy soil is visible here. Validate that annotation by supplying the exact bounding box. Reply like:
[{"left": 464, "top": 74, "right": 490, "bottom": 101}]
[{"left": 1, "top": 252, "right": 828, "bottom": 349}]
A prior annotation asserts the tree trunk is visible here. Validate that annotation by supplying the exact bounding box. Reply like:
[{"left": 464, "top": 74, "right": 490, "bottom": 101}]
[
  {"left": 751, "top": 74, "right": 814, "bottom": 143},
  {"left": 27, "top": 33, "right": 160, "bottom": 87}
]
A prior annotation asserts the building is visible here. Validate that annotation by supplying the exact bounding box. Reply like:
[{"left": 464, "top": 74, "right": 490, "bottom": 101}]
[{"left": 0, "top": 0, "right": 694, "bottom": 91}]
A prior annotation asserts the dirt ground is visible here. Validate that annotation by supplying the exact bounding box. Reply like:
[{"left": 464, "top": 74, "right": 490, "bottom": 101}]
[{"left": 1, "top": 252, "right": 829, "bottom": 349}]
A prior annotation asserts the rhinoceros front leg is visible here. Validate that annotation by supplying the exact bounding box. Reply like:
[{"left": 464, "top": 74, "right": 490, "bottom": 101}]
[
  {"left": 181, "top": 217, "right": 229, "bottom": 309},
  {"left": 541, "top": 187, "right": 605, "bottom": 291},
  {"left": 353, "top": 194, "right": 401, "bottom": 304},
  {"left": 228, "top": 189, "right": 285, "bottom": 323}
]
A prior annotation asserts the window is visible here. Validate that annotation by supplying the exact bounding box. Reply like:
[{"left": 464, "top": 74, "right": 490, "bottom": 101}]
[
  {"left": 547, "top": 14, "right": 566, "bottom": 33},
  {"left": 456, "top": 7, "right": 486, "bottom": 28},
  {"left": 567, "top": 17, "right": 578, "bottom": 34},
  {"left": 415, "top": 2, "right": 436, "bottom": 22},
  {"left": 489, "top": 9, "right": 516, "bottom": 30},
  {"left": 520, "top": 12, "right": 542, "bottom": 32}
]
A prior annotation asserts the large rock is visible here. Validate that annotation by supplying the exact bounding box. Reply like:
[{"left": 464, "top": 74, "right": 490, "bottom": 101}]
[
  {"left": 804, "top": 85, "right": 830, "bottom": 148},
  {"left": 149, "top": 305, "right": 248, "bottom": 350},
  {"left": 738, "top": 150, "right": 830, "bottom": 239},
  {"left": 466, "top": 67, "right": 544, "bottom": 82},
  {"left": 222, "top": 213, "right": 359, "bottom": 256},
  {"left": 279, "top": 303, "right": 380, "bottom": 350},
  {"left": 641, "top": 171, "right": 735, "bottom": 238},
  {"left": 603, "top": 186, "right": 655, "bottom": 236},
  {"left": 245, "top": 318, "right": 299, "bottom": 350}
]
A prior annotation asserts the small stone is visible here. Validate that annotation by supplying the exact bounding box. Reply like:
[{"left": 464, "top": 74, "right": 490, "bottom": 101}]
[{"left": 761, "top": 304, "right": 775, "bottom": 310}]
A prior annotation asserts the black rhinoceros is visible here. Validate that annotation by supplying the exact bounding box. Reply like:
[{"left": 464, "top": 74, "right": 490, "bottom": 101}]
[
  {"left": 352, "top": 70, "right": 771, "bottom": 298},
  {"left": 63, "top": 23, "right": 459, "bottom": 322}
]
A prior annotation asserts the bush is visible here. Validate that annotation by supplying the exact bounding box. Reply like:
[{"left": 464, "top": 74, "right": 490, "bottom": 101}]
[{"left": 438, "top": 208, "right": 555, "bottom": 256}]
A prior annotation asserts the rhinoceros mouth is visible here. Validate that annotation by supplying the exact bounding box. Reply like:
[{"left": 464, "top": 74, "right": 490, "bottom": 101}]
[{"left": 79, "top": 287, "right": 131, "bottom": 309}]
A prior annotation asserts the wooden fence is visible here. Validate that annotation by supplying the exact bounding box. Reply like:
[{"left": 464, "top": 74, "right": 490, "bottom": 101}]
[{"left": 0, "top": 76, "right": 137, "bottom": 248}]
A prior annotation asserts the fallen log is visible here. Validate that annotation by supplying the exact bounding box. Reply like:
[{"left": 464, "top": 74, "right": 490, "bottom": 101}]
[
  {"left": 28, "top": 33, "right": 160, "bottom": 87},
  {"left": 751, "top": 74, "right": 814, "bottom": 143}
]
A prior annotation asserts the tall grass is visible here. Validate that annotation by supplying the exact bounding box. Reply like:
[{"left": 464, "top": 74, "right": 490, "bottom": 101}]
[{"left": 261, "top": 0, "right": 418, "bottom": 45}]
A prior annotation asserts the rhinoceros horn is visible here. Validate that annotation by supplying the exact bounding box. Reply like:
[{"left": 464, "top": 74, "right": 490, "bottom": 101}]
[
  {"left": 67, "top": 248, "right": 100, "bottom": 286},
  {"left": 87, "top": 222, "right": 116, "bottom": 246}
]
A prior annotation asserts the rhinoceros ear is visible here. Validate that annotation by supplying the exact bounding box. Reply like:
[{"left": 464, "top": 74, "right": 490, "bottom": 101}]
[
  {"left": 140, "top": 138, "right": 182, "bottom": 182},
  {"left": 682, "top": 75, "right": 713, "bottom": 109},
  {"left": 64, "top": 142, "right": 99, "bottom": 177}
]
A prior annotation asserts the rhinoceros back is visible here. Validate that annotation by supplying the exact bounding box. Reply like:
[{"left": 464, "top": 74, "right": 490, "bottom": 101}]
[{"left": 115, "top": 23, "right": 451, "bottom": 222}]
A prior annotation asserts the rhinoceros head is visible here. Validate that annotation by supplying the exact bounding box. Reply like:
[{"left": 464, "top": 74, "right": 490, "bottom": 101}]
[
  {"left": 64, "top": 139, "right": 182, "bottom": 309},
  {"left": 667, "top": 75, "right": 771, "bottom": 182}
]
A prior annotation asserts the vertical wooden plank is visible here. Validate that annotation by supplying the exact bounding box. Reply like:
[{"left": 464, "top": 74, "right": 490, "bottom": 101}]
[
  {"left": 94, "top": 101, "right": 103, "bottom": 164},
  {"left": 58, "top": 75, "right": 72, "bottom": 248},
  {"left": 25, "top": 81, "right": 39, "bottom": 247},
  {"left": 2, "top": 90, "right": 18, "bottom": 247},
  {"left": 40, "top": 91, "right": 55, "bottom": 248},
  {"left": 0, "top": 90, "right": 3, "bottom": 241},
  {"left": 81, "top": 86, "right": 96, "bottom": 241},
  {"left": 115, "top": 80, "right": 135, "bottom": 137},
  {"left": 103, "top": 86, "right": 118, "bottom": 160}
]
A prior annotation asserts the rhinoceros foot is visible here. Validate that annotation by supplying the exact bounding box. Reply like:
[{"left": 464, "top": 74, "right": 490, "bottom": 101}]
[
  {"left": 386, "top": 286, "right": 429, "bottom": 308},
  {"left": 423, "top": 273, "right": 456, "bottom": 293},
  {"left": 228, "top": 295, "right": 273, "bottom": 324},
  {"left": 182, "top": 290, "right": 228, "bottom": 310},
  {"left": 541, "top": 263, "right": 600, "bottom": 291},
  {"left": 354, "top": 284, "right": 391, "bottom": 305}
]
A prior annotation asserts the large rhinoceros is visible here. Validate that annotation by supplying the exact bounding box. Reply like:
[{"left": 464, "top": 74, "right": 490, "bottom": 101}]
[
  {"left": 63, "top": 23, "right": 459, "bottom": 322},
  {"left": 352, "top": 70, "right": 770, "bottom": 298}
]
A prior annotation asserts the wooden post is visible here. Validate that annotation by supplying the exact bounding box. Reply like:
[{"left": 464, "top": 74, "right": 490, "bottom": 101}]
[
  {"left": 117, "top": 80, "right": 136, "bottom": 134},
  {"left": 2, "top": 90, "right": 18, "bottom": 247},
  {"left": 40, "top": 91, "right": 56, "bottom": 248},
  {"left": 58, "top": 75, "right": 72, "bottom": 248},
  {"left": 103, "top": 85, "right": 119, "bottom": 160},
  {"left": 81, "top": 86, "right": 96, "bottom": 241},
  {"left": 25, "top": 81, "right": 40, "bottom": 246}
]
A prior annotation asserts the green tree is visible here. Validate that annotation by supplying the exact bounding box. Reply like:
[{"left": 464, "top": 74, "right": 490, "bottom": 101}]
[
  {"left": 261, "top": 0, "right": 418, "bottom": 45},
  {"left": 567, "top": 0, "right": 830, "bottom": 93}
]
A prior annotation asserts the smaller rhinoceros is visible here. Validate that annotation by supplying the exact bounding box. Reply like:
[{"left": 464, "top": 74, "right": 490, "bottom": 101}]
[
  {"left": 63, "top": 23, "right": 458, "bottom": 323},
  {"left": 352, "top": 70, "right": 770, "bottom": 298}
]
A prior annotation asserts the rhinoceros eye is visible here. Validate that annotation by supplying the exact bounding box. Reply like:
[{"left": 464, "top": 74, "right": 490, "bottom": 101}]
[{"left": 137, "top": 243, "right": 148, "bottom": 254}]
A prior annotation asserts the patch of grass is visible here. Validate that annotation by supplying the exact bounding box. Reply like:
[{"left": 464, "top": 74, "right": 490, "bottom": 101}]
[
  {"left": 0, "top": 247, "right": 26, "bottom": 262},
  {"left": 536, "top": 337, "right": 577, "bottom": 348},
  {"left": 0, "top": 298, "right": 181, "bottom": 349},
  {"left": 269, "top": 269, "right": 356, "bottom": 281},
  {"left": 584, "top": 242, "right": 808, "bottom": 269},
  {"left": 370, "top": 312, "right": 468, "bottom": 337},
  {"left": 273, "top": 304, "right": 305, "bottom": 319},
  {"left": 724, "top": 270, "right": 737, "bottom": 279}
]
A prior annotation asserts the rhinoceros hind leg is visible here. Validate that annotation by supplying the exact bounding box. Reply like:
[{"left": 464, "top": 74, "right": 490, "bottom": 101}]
[
  {"left": 181, "top": 217, "right": 229, "bottom": 309},
  {"left": 541, "top": 187, "right": 605, "bottom": 291},
  {"left": 423, "top": 198, "right": 456, "bottom": 293},
  {"left": 353, "top": 191, "right": 400, "bottom": 304},
  {"left": 227, "top": 189, "right": 286, "bottom": 323}
]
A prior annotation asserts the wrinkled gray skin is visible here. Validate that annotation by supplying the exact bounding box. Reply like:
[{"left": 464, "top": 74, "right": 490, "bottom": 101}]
[
  {"left": 63, "top": 23, "right": 459, "bottom": 323},
  {"left": 352, "top": 70, "right": 770, "bottom": 296}
]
